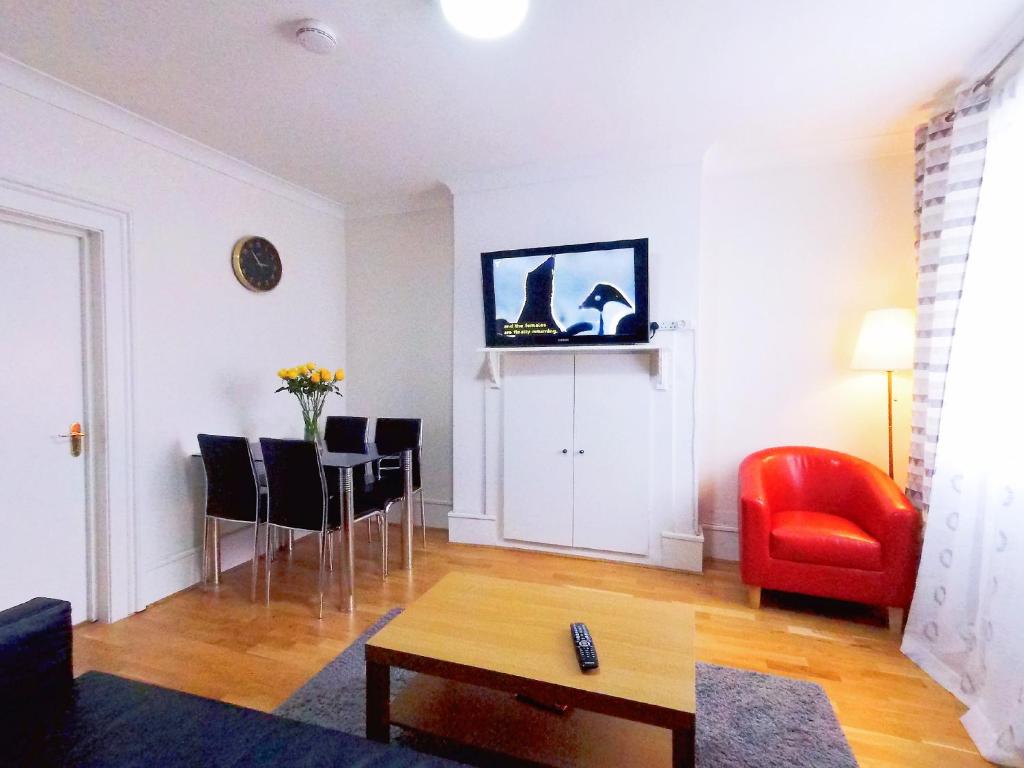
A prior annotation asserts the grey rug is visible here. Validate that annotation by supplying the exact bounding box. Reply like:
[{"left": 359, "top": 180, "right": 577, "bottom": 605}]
[{"left": 275, "top": 609, "right": 857, "bottom": 767}]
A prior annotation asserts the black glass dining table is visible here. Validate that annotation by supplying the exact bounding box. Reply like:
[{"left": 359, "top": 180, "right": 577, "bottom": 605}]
[{"left": 197, "top": 442, "right": 416, "bottom": 613}]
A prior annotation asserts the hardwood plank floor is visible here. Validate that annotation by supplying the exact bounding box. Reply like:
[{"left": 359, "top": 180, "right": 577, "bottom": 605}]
[{"left": 74, "top": 527, "right": 983, "bottom": 767}]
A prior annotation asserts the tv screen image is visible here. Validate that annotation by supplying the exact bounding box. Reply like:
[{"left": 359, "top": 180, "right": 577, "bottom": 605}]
[{"left": 481, "top": 239, "right": 649, "bottom": 347}]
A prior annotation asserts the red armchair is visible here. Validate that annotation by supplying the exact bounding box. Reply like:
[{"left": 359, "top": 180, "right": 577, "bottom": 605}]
[{"left": 739, "top": 446, "right": 921, "bottom": 632}]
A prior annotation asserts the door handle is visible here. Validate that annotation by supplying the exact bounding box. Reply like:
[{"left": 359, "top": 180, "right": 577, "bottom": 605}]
[
  {"left": 561, "top": 449, "right": 568, "bottom": 454},
  {"left": 578, "top": 449, "right": 585, "bottom": 455},
  {"left": 57, "top": 422, "right": 85, "bottom": 457}
]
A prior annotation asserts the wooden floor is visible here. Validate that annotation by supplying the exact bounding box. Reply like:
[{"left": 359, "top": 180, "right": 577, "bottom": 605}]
[{"left": 75, "top": 527, "right": 983, "bottom": 768}]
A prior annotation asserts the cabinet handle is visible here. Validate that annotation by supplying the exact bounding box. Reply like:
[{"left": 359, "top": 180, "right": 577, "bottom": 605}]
[
  {"left": 578, "top": 449, "right": 585, "bottom": 455},
  {"left": 561, "top": 449, "right": 568, "bottom": 454}
]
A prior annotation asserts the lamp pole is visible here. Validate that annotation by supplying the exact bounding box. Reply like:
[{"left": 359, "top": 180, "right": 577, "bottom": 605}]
[{"left": 886, "top": 369, "right": 894, "bottom": 479}]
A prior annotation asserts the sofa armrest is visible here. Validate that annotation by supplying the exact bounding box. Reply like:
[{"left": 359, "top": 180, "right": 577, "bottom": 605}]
[
  {"left": 738, "top": 456, "right": 773, "bottom": 586},
  {"left": 0, "top": 598, "right": 73, "bottom": 719}
]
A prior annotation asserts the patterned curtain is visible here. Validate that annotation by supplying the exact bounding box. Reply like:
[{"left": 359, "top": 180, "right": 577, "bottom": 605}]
[
  {"left": 903, "top": 72, "right": 1024, "bottom": 766},
  {"left": 907, "top": 88, "right": 990, "bottom": 514}
]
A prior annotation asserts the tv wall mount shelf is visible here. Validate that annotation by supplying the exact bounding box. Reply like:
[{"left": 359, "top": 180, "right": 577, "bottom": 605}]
[{"left": 480, "top": 345, "right": 672, "bottom": 391}]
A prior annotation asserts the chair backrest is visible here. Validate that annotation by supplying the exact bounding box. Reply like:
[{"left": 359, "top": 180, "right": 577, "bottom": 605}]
[
  {"left": 749, "top": 446, "right": 888, "bottom": 535},
  {"left": 324, "top": 416, "right": 368, "bottom": 453},
  {"left": 259, "top": 438, "right": 330, "bottom": 531},
  {"left": 374, "top": 417, "right": 422, "bottom": 485},
  {"left": 197, "top": 434, "right": 260, "bottom": 523}
]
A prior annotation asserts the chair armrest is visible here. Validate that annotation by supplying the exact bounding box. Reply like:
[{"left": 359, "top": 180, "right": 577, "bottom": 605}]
[
  {"left": 854, "top": 464, "right": 922, "bottom": 582},
  {"left": 738, "top": 457, "right": 774, "bottom": 585},
  {"left": 0, "top": 598, "right": 73, "bottom": 720}
]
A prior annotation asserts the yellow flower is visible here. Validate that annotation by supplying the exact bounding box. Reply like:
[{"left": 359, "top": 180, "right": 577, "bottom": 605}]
[
  {"left": 334, "top": 368, "right": 345, "bottom": 382},
  {"left": 305, "top": 361, "right": 316, "bottom": 371},
  {"left": 318, "top": 367, "right": 330, "bottom": 380},
  {"left": 310, "top": 372, "right": 321, "bottom": 384},
  {"left": 287, "top": 368, "right": 299, "bottom": 379},
  {"left": 277, "top": 368, "right": 286, "bottom": 378}
]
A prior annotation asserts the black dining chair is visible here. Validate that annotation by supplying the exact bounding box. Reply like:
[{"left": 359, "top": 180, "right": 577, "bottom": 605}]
[
  {"left": 324, "top": 416, "right": 368, "bottom": 453},
  {"left": 197, "top": 434, "right": 265, "bottom": 601},
  {"left": 373, "top": 417, "right": 426, "bottom": 547},
  {"left": 259, "top": 438, "right": 388, "bottom": 618},
  {"left": 324, "top": 416, "right": 380, "bottom": 544}
]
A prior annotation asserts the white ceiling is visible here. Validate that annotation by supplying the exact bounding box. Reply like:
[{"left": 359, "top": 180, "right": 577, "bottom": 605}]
[{"left": 0, "top": 1, "right": 1020, "bottom": 204}]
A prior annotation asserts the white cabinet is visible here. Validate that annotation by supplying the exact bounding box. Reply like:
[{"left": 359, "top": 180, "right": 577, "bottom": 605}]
[
  {"left": 502, "top": 354, "right": 575, "bottom": 546},
  {"left": 502, "top": 351, "right": 651, "bottom": 555}
]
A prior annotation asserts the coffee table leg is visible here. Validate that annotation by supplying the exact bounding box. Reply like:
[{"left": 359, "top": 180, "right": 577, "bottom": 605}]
[
  {"left": 672, "top": 724, "right": 695, "bottom": 768},
  {"left": 366, "top": 658, "right": 391, "bottom": 743}
]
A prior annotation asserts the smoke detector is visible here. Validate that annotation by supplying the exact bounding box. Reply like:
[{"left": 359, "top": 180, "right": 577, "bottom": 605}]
[{"left": 295, "top": 19, "right": 337, "bottom": 54}]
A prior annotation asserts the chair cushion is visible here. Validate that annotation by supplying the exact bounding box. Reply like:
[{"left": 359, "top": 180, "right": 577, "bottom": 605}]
[{"left": 769, "top": 510, "right": 883, "bottom": 571}]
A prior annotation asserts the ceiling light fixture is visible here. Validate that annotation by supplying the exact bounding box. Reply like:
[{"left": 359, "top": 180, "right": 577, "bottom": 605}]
[
  {"left": 440, "top": 0, "right": 529, "bottom": 40},
  {"left": 295, "top": 19, "right": 337, "bottom": 54}
]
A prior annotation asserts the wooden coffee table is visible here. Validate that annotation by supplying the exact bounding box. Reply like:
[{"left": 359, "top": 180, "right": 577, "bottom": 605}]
[{"left": 365, "top": 573, "right": 696, "bottom": 767}]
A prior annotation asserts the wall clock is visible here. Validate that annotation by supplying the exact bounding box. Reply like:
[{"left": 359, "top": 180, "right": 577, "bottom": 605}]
[{"left": 232, "top": 236, "right": 282, "bottom": 292}]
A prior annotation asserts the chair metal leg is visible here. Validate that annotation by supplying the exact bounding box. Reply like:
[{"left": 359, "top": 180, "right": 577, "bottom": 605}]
[
  {"left": 318, "top": 530, "right": 327, "bottom": 620},
  {"left": 378, "top": 515, "right": 387, "bottom": 580},
  {"left": 328, "top": 528, "right": 335, "bottom": 573},
  {"left": 250, "top": 521, "right": 260, "bottom": 602},
  {"left": 288, "top": 529, "right": 295, "bottom": 553},
  {"left": 418, "top": 489, "right": 427, "bottom": 548},
  {"left": 367, "top": 519, "right": 373, "bottom": 542},
  {"left": 265, "top": 523, "right": 273, "bottom": 604},
  {"left": 201, "top": 515, "right": 209, "bottom": 584},
  {"left": 212, "top": 518, "right": 221, "bottom": 585}
]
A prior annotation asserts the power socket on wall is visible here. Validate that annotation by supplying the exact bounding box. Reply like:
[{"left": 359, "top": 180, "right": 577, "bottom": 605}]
[{"left": 660, "top": 320, "right": 689, "bottom": 331}]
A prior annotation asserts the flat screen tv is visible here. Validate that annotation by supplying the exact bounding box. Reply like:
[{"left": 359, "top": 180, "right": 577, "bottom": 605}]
[{"left": 481, "top": 238, "right": 650, "bottom": 347}]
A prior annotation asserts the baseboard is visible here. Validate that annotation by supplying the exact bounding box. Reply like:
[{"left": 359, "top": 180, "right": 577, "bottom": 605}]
[
  {"left": 142, "top": 524, "right": 310, "bottom": 606},
  {"left": 142, "top": 546, "right": 202, "bottom": 606},
  {"left": 447, "top": 510, "right": 499, "bottom": 546},
  {"left": 660, "top": 530, "right": 704, "bottom": 573},
  {"left": 385, "top": 498, "right": 452, "bottom": 529},
  {"left": 702, "top": 523, "right": 739, "bottom": 561}
]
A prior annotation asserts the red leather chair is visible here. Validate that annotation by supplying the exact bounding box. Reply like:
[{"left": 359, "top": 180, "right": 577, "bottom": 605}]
[{"left": 739, "top": 446, "right": 921, "bottom": 632}]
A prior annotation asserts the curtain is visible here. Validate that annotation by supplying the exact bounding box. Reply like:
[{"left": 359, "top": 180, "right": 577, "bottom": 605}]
[
  {"left": 902, "top": 73, "right": 1024, "bottom": 767},
  {"left": 908, "top": 88, "right": 990, "bottom": 514}
]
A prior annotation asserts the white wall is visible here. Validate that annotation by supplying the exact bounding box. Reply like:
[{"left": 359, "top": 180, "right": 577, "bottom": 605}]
[
  {"left": 345, "top": 203, "right": 454, "bottom": 527},
  {"left": 0, "top": 60, "right": 346, "bottom": 607},
  {"left": 697, "top": 149, "right": 918, "bottom": 559},
  {"left": 449, "top": 164, "right": 703, "bottom": 567}
]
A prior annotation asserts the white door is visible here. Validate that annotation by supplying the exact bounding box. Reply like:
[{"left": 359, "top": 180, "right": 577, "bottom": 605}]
[
  {"left": 502, "top": 354, "right": 575, "bottom": 546},
  {"left": 0, "top": 218, "right": 90, "bottom": 623},
  {"left": 572, "top": 353, "right": 651, "bottom": 555}
]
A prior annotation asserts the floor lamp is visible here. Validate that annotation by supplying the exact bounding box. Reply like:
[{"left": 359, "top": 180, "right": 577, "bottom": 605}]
[{"left": 851, "top": 308, "right": 915, "bottom": 479}]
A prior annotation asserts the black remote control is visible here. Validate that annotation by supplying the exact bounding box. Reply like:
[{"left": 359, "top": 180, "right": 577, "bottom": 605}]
[{"left": 570, "top": 623, "right": 599, "bottom": 671}]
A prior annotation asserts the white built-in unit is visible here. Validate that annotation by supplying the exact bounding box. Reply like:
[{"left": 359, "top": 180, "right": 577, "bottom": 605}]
[
  {"left": 460, "top": 342, "right": 706, "bottom": 570},
  {"left": 502, "top": 351, "right": 652, "bottom": 555}
]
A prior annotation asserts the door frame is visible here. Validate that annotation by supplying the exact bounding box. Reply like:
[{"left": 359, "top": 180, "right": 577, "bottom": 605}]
[{"left": 0, "top": 176, "right": 137, "bottom": 623}]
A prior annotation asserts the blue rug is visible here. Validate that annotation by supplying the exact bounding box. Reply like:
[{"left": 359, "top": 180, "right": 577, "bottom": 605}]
[{"left": 275, "top": 609, "right": 857, "bottom": 767}]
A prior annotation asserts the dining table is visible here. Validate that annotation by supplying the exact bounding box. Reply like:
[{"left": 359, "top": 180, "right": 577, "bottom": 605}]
[{"left": 195, "top": 441, "right": 416, "bottom": 614}]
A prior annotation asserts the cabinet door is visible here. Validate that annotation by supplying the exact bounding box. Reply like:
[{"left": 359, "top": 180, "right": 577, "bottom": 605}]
[
  {"left": 572, "top": 353, "right": 651, "bottom": 555},
  {"left": 502, "top": 354, "right": 575, "bottom": 546}
]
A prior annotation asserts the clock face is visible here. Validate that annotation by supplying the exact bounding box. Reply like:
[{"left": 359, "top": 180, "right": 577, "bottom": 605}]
[{"left": 232, "top": 236, "right": 282, "bottom": 292}]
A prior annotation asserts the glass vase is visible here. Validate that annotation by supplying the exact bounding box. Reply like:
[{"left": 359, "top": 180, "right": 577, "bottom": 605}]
[{"left": 302, "top": 413, "right": 322, "bottom": 446}]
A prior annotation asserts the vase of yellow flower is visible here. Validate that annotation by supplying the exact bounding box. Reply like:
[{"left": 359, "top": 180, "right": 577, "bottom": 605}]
[{"left": 276, "top": 363, "right": 345, "bottom": 445}]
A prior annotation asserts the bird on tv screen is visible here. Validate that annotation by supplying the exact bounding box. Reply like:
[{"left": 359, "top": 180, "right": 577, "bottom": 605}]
[{"left": 481, "top": 239, "right": 649, "bottom": 347}]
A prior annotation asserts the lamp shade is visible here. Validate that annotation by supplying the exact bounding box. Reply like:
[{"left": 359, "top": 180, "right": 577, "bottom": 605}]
[{"left": 851, "top": 308, "right": 915, "bottom": 371}]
